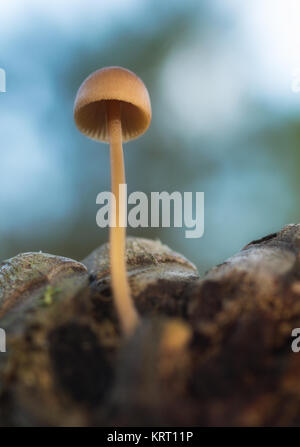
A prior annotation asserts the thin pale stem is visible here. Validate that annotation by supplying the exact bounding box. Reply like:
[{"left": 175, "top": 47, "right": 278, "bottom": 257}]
[{"left": 107, "top": 100, "right": 139, "bottom": 336}]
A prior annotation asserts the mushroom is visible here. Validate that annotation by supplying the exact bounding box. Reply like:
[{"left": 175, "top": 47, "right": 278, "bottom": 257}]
[{"left": 74, "top": 66, "right": 152, "bottom": 336}]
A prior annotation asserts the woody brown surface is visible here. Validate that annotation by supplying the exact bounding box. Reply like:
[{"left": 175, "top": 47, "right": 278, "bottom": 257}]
[{"left": 0, "top": 227, "right": 300, "bottom": 426}]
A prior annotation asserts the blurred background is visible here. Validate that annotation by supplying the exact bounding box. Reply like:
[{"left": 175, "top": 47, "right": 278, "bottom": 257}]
[{"left": 0, "top": 0, "right": 300, "bottom": 275}]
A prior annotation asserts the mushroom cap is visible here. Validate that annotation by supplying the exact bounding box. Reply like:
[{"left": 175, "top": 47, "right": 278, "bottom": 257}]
[{"left": 74, "top": 66, "right": 151, "bottom": 143}]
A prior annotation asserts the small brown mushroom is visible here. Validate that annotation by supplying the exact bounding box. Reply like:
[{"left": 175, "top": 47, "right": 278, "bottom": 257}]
[{"left": 74, "top": 67, "right": 152, "bottom": 336}]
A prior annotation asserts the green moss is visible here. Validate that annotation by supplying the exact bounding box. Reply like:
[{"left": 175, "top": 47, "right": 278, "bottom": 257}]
[{"left": 42, "top": 286, "right": 61, "bottom": 307}]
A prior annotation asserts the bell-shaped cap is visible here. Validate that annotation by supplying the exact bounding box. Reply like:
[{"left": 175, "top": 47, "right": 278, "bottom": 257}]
[{"left": 74, "top": 66, "right": 151, "bottom": 142}]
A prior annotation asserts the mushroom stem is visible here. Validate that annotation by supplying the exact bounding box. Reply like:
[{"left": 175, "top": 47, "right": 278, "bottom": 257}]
[{"left": 107, "top": 100, "right": 139, "bottom": 336}]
